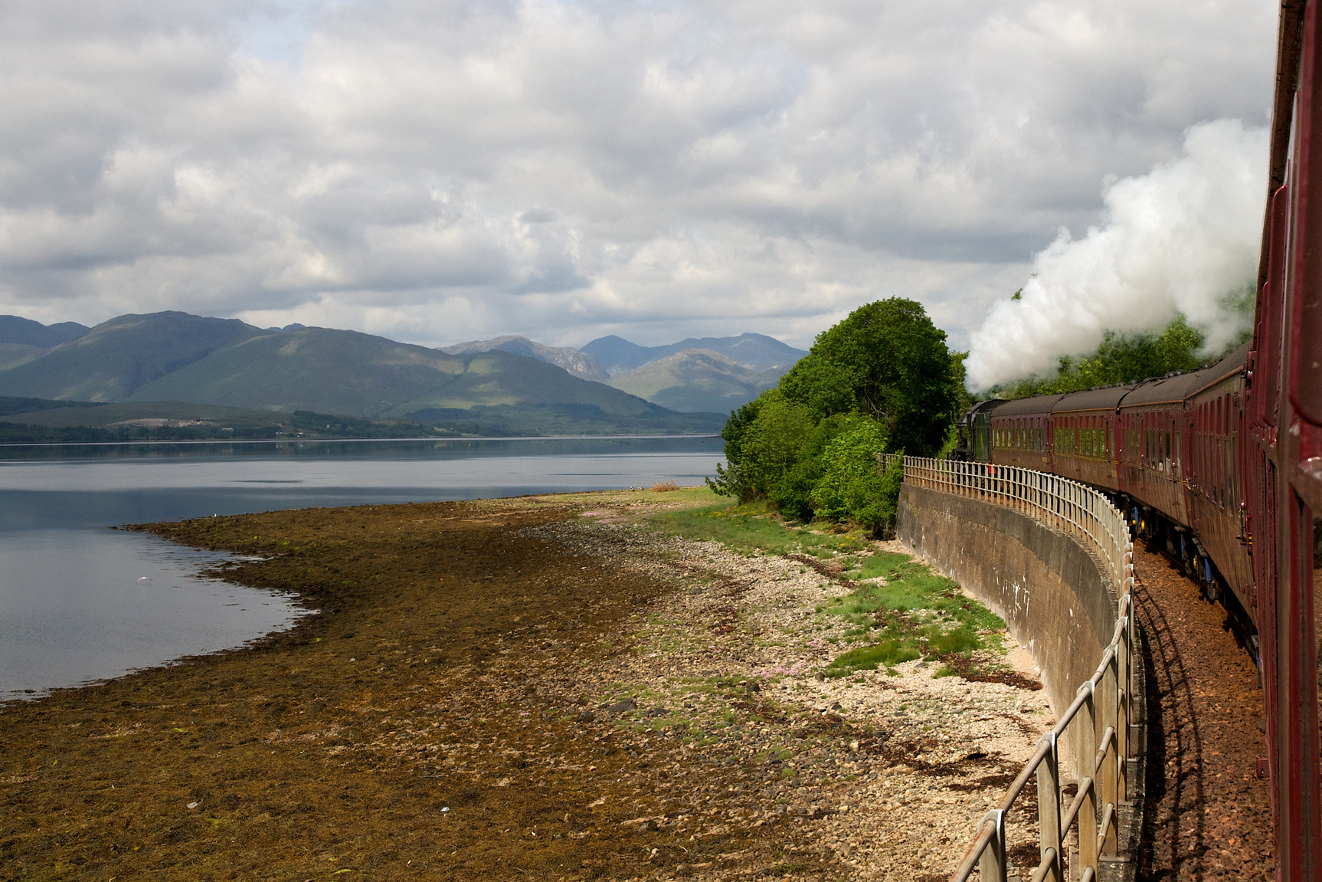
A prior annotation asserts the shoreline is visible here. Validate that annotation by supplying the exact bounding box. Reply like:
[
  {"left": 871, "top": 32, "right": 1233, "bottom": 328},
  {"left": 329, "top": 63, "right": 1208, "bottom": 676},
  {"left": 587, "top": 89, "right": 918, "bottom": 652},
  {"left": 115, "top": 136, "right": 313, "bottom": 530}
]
[
  {"left": 0, "top": 432, "right": 723, "bottom": 450},
  {"left": 1, "top": 489, "right": 1049, "bottom": 880}
]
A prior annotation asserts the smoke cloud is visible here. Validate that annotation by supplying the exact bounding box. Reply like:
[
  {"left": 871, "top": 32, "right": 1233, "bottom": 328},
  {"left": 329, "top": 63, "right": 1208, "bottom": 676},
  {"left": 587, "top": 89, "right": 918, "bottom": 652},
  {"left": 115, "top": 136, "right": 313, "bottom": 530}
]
[{"left": 965, "top": 119, "right": 1268, "bottom": 390}]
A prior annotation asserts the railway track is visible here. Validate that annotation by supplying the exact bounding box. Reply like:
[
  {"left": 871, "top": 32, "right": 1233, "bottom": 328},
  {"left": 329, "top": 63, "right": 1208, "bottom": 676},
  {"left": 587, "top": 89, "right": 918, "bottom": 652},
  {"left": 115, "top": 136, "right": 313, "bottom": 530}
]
[{"left": 1133, "top": 544, "right": 1274, "bottom": 880}]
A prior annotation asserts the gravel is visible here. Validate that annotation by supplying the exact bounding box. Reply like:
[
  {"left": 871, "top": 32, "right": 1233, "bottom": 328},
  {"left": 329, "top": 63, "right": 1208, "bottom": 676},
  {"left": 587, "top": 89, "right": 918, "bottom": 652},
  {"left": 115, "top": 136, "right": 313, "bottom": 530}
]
[{"left": 513, "top": 507, "right": 1056, "bottom": 880}]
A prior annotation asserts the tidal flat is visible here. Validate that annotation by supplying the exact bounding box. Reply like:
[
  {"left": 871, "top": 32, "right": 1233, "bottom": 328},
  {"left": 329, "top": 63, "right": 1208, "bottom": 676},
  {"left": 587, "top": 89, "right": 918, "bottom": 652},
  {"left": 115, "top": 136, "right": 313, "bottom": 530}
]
[{"left": 0, "top": 488, "right": 1050, "bottom": 881}]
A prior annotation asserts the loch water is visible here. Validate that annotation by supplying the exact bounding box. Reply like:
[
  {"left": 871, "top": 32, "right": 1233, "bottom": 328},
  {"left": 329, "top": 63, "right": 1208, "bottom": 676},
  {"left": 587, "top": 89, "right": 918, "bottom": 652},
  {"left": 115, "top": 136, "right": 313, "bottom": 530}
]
[{"left": 0, "top": 435, "right": 724, "bottom": 700}]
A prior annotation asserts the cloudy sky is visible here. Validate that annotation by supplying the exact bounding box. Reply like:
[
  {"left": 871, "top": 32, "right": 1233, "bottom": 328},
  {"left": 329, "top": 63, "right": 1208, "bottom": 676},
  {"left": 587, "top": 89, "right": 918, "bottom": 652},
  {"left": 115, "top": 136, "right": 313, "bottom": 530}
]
[{"left": 0, "top": 0, "right": 1281, "bottom": 385}]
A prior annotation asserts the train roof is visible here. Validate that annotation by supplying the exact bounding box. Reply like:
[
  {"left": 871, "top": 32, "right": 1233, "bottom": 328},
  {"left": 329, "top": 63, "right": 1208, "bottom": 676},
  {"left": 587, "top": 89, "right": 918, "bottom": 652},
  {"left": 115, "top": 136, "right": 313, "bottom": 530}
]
[
  {"left": 987, "top": 343, "right": 1248, "bottom": 416},
  {"left": 1120, "top": 343, "right": 1249, "bottom": 408},
  {"left": 1184, "top": 341, "right": 1249, "bottom": 397},
  {"left": 991, "top": 393, "right": 1064, "bottom": 417},
  {"left": 1052, "top": 385, "right": 1133, "bottom": 414},
  {"left": 1120, "top": 365, "right": 1219, "bottom": 407}
]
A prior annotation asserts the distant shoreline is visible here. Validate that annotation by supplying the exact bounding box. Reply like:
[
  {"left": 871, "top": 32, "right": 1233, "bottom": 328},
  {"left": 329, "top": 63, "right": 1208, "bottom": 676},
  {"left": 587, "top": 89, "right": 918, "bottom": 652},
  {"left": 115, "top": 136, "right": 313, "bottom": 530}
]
[{"left": 0, "top": 431, "right": 721, "bottom": 449}]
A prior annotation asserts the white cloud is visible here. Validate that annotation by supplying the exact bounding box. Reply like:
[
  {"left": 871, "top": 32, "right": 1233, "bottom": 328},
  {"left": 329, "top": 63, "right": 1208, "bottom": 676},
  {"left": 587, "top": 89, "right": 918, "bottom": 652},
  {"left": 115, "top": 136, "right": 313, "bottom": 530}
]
[{"left": 0, "top": 0, "right": 1279, "bottom": 351}]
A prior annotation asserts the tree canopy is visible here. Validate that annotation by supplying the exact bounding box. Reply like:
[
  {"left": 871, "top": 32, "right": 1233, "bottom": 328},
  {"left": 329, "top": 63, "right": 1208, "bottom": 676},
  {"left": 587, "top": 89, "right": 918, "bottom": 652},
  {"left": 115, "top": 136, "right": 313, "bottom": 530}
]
[
  {"left": 778, "top": 298, "right": 964, "bottom": 455},
  {"left": 709, "top": 298, "right": 963, "bottom": 534}
]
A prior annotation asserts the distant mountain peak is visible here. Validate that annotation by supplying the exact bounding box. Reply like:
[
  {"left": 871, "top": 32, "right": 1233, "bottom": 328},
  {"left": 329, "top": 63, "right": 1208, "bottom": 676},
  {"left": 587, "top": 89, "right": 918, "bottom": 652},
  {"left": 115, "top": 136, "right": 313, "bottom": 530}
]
[
  {"left": 580, "top": 332, "right": 806, "bottom": 376},
  {"left": 0, "top": 315, "right": 90, "bottom": 348},
  {"left": 603, "top": 346, "right": 790, "bottom": 413},
  {"left": 439, "top": 335, "right": 607, "bottom": 381}
]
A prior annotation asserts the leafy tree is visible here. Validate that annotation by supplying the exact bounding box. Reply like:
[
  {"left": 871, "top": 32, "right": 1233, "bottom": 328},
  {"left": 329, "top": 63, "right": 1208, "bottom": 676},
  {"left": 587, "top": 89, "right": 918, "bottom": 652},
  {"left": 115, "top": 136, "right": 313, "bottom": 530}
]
[
  {"left": 706, "top": 394, "right": 764, "bottom": 500},
  {"left": 809, "top": 418, "right": 895, "bottom": 531},
  {"left": 736, "top": 391, "right": 817, "bottom": 499},
  {"left": 779, "top": 298, "right": 962, "bottom": 457},
  {"left": 711, "top": 298, "right": 959, "bottom": 533}
]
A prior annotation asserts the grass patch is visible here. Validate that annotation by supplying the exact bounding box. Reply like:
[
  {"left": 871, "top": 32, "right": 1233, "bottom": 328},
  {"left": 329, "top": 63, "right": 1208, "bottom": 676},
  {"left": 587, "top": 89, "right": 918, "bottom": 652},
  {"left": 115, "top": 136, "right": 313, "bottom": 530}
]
[
  {"left": 826, "top": 641, "right": 922, "bottom": 674},
  {"left": 644, "top": 496, "right": 1009, "bottom": 683},
  {"left": 821, "top": 556, "right": 1005, "bottom": 677},
  {"left": 648, "top": 500, "right": 866, "bottom": 557}
]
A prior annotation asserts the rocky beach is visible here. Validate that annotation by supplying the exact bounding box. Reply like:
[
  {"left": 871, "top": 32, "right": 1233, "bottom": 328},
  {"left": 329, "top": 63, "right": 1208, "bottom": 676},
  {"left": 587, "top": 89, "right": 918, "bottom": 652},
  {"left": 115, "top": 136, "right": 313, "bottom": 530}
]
[{"left": 1, "top": 488, "right": 1051, "bottom": 880}]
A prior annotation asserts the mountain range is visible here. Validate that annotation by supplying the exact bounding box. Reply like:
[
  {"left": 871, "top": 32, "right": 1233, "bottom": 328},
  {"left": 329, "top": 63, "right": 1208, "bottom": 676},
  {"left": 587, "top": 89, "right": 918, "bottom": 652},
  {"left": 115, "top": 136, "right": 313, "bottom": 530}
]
[
  {"left": 581, "top": 333, "right": 803, "bottom": 375},
  {"left": 0, "top": 312, "right": 805, "bottom": 436}
]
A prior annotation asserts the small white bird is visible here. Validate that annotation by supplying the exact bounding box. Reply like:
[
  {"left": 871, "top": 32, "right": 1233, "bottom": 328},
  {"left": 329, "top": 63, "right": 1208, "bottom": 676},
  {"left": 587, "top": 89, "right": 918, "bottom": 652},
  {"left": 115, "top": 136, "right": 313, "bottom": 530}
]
[{"left": 137, "top": 577, "right": 150, "bottom": 583}]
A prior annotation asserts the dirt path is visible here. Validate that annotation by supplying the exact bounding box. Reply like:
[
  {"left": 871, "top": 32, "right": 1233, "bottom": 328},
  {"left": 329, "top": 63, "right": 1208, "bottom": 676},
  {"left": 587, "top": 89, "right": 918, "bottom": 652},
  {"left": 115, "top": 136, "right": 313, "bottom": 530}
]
[
  {"left": 1133, "top": 545, "right": 1275, "bottom": 880},
  {"left": 0, "top": 492, "right": 1050, "bottom": 880}
]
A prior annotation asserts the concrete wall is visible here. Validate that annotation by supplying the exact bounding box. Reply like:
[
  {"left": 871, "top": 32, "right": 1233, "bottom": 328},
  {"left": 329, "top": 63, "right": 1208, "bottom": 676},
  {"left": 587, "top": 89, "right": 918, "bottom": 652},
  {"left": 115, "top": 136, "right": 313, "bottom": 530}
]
[{"left": 897, "top": 483, "right": 1118, "bottom": 724}]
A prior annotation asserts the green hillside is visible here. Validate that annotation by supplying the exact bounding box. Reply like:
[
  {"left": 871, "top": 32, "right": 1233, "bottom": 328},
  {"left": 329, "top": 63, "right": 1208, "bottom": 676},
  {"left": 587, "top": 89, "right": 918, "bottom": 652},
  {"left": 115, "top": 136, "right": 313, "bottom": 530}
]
[
  {"left": 404, "top": 404, "right": 722, "bottom": 435},
  {"left": 129, "top": 327, "right": 470, "bottom": 416},
  {"left": 0, "top": 398, "right": 460, "bottom": 443},
  {"left": 606, "top": 349, "right": 783, "bottom": 413},
  {"left": 0, "top": 343, "right": 46, "bottom": 371},
  {"left": 386, "top": 349, "right": 662, "bottom": 417},
  {"left": 0, "top": 312, "right": 264, "bottom": 401},
  {"left": 0, "top": 313, "right": 724, "bottom": 436}
]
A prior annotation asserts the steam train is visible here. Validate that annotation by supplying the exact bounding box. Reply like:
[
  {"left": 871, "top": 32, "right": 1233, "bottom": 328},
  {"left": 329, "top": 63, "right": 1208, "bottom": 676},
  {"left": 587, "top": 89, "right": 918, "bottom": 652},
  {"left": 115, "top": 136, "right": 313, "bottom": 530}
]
[
  {"left": 951, "top": 4, "right": 1322, "bottom": 876},
  {"left": 955, "top": 341, "right": 1257, "bottom": 630}
]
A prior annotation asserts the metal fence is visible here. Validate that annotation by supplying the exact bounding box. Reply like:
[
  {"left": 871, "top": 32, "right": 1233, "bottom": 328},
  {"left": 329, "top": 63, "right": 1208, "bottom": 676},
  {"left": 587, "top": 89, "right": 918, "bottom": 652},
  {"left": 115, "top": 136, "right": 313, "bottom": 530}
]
[{"left": 882, "top": 455, "right": 1137, "bottom": 882}]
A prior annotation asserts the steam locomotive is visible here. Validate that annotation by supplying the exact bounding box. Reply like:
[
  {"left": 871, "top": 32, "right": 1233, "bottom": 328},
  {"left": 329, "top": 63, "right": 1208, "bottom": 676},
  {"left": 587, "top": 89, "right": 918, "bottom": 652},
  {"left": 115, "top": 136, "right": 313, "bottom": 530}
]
[{"left": 951, "top": 4, "right": 1322, "bottom": 874}]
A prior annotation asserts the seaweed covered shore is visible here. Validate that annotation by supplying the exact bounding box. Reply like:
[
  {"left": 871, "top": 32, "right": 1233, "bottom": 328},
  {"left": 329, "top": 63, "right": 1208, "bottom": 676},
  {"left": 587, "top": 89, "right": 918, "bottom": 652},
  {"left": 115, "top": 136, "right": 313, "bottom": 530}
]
[{"left": 1, "top": 489, "right": 1050, "bottom": 880}]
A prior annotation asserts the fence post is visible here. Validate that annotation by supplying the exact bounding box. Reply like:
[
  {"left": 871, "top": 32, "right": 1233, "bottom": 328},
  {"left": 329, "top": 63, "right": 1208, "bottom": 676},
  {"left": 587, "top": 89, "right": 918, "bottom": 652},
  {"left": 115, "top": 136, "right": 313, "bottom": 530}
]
[
  {"left": 979, "top": 809, "right": 1007, "bottom": 882},
  {"left": 1099, "top": 653, "right": 1119, "bottom": 856},
  {"left": 1078, "top": 682, "right": 1099, "bottom": 873},
  {"left": 1038, "top": 732, "right": 1064, "bottom": 882},
  {"left": 1116, "top": 612, "right": 1131, "bottom": 803}
]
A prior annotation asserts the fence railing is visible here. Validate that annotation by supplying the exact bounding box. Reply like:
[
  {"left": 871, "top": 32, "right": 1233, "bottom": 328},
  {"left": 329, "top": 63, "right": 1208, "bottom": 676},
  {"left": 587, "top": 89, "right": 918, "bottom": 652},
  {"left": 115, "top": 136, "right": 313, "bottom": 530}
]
[{"left": 882, "top": 454, "right": 1137, "bottom": 882}]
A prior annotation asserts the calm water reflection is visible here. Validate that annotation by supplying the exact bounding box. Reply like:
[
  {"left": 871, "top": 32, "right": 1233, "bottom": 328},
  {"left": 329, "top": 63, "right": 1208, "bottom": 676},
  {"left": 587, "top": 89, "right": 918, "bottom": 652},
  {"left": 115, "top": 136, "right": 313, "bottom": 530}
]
[{"left": 0, "top": 436, "right": 723, "bottom": 699}]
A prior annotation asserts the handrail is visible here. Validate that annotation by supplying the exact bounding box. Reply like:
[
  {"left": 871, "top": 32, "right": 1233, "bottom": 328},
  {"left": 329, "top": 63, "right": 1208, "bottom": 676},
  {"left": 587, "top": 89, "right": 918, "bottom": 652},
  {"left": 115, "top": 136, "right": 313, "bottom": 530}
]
[{"left": 883, "top": 455, "right": 1137, "bottom": 882}]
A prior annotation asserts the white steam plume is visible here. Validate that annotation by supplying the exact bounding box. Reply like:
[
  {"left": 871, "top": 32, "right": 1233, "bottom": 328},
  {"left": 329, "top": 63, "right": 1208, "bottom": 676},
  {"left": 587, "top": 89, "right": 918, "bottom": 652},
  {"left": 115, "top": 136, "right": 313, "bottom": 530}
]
[{"left": 965, "top": 119, "right": 1268, "bottom": 390}]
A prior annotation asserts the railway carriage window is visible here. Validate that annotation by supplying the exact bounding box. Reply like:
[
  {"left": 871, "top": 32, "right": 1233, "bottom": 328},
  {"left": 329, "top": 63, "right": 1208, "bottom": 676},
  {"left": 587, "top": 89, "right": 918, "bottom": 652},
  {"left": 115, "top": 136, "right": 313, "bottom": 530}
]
[{"left": 1230, "top": 435, "right": 1239, "bottom": 505}]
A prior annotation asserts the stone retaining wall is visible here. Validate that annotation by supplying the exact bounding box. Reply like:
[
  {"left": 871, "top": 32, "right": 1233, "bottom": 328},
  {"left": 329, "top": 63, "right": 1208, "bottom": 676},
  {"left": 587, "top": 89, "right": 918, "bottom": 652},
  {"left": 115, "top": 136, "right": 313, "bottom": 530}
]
[{"left": 896, "top": 483, "right": 1118, "bottom": 727}]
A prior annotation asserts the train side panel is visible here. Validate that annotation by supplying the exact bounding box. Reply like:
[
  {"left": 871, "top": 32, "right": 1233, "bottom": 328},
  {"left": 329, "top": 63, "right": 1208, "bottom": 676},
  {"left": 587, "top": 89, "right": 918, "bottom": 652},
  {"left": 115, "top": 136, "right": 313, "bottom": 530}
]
[
  {"left": 1184, "top": 347, "right": 1255, "bottom": 621},
  {"left": 988, "top": 394, "right": 1061, "bottom": 471},
  {"left": 1116, "top": 370, "right": 1215, "bottom": 529},
  {"left": 1050, "top": 388, "right": 1128, "bottom": 492}
]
